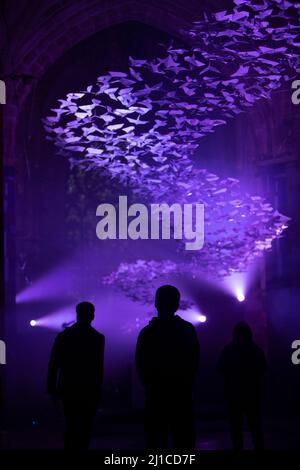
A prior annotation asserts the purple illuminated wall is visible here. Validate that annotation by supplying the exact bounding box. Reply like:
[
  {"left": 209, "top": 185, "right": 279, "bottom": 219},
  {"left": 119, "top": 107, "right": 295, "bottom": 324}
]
[{"left": 4, "top": 8, "right": 300, "bottom": 425}]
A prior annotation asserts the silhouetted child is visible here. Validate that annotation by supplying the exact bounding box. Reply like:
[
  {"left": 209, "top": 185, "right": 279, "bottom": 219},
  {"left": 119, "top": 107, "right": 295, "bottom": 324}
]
[
  {"left": 218, "top": 322, "right": 267, "bottom": 451},
  {"left": 47, "top": 301, "right": 105, "bottom": 451},
  {"left": 136, "top": 285, "right": 200, "bottom": 449}
]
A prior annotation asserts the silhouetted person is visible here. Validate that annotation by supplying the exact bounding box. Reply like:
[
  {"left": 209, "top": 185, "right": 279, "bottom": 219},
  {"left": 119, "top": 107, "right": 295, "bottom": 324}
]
[
  {"left": 136, "top": 285, "right": 200, "bottom": 449},
  {"left": 47, "top": 302, "right": 105, "bottom": 451},
  {"left": 218, "top": 322, "right": 267, "bottom": 451}
]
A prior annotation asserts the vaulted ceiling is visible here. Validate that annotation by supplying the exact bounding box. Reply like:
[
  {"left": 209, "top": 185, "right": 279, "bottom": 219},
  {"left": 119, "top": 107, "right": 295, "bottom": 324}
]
[{"left": 0, "top": 0, "right": 228, "bottom": 165}]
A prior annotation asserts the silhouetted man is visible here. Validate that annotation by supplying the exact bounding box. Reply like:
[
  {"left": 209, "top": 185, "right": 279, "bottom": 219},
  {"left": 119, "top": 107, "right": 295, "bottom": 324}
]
[
  {"left": 136, "top": 285, "right": 200, "bottom": 449},
  {"left": 47, "top": 301, "right": 105, "bottom": 451},
  {"left": 218, "top": 322, "right": 267, "bottom": 451}
]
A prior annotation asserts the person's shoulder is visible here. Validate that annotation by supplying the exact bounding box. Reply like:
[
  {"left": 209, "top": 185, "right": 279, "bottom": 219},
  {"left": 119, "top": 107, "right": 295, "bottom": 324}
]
[
  {"left": 90, "top": 327, "right": 105, "bottom": 341},
  {"left": 138, "top": 324, "right": 151, "bottom": 335},
  {"left": 137, "top": 321, "right": 154, "bottom": 339},
  {"left": 56, "top": 327, "right": 72, "bottom": 339},
  {"left": 90, "top": 327, "right": 105, "bottom": 344},
  {"left": 53, "top": 327, "right": 73, "bottom": 345},
  {"left": 175, "top": 315, "right": 196, "bottom": 331}
]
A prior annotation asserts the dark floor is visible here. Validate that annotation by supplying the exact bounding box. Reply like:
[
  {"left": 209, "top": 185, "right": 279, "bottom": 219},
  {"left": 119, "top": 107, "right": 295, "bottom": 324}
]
[{"left": 1, "top": 415, "right": 299, "bottom": 450}]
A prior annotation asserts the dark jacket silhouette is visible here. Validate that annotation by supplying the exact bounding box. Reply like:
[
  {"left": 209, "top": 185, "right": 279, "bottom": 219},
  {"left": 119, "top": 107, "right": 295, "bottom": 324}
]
[
  {"left": 218, "top": 322, "right": 267, "bottom": 451},
  {"left": 47, "top": 302, "right": 105, "bottom": 451},
  {"left": 136, "top": 316, "right": 199, "bottom": 391},
  {"left": 136, "top": 285, "right": 199, "bottom": 449}
]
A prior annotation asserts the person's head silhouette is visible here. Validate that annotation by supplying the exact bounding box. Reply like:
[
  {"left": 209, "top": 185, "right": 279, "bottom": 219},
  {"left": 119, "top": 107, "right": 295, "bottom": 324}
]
[
  {"left": 76, "top": 301, "right": 95, "bottom": 327},
  {"left": 233, "top": 321, "right": 253, "bottom": 345},
  {"left": 155, "top": 285, "right": 180, "bottom": 319}
]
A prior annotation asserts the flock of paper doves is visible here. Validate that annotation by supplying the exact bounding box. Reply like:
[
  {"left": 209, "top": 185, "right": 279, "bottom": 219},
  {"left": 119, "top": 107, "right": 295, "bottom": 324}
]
[{"left": 44, "top": 0, "right": 298, "bottom": 307}]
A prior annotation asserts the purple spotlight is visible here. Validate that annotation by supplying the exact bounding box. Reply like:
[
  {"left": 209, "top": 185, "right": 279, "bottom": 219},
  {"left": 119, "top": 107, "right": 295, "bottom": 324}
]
[
  {"left": 33, "top": 306, "right": 74, "bottom": 331},
  {"left": 222, "top": 270, "right": 254, "bottom": 303},
  {"left": 30, "top": 320, "right": 37, "bottom": 327},
  {"left": 236, "top": 291, "right": 245, "bottom": 302},
  {"left": 179, "top": 308, "right": 207, "bottom": 325}
]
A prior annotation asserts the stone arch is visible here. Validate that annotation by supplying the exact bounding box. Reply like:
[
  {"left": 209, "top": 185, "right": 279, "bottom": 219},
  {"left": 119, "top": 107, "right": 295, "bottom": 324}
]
[{"left": 3, "top": 0, "right": 219, "bottom": 165}]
